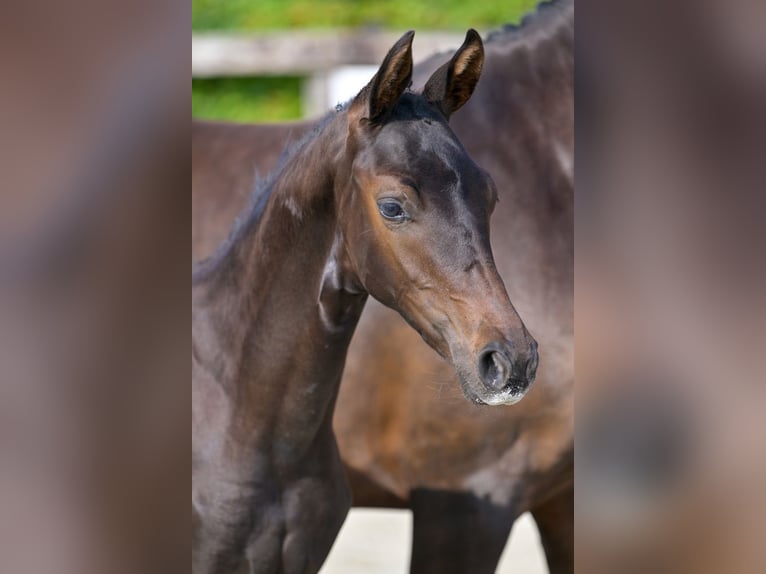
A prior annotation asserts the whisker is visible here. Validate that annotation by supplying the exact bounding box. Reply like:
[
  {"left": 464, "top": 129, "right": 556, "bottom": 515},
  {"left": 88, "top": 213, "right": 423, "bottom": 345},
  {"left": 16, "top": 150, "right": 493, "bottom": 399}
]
[{"left": 357, "top": 228, "right": 374, "bottom": 239}]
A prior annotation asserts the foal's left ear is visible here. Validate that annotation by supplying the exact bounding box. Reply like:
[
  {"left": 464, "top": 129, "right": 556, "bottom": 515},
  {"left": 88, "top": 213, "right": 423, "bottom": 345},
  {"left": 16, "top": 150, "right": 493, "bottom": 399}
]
[
  {"left": 353, "top": 30, "right": 415, "bottom": 123},
  {"left": 423, "top": 29, "right": 484, "bottom": 119}
]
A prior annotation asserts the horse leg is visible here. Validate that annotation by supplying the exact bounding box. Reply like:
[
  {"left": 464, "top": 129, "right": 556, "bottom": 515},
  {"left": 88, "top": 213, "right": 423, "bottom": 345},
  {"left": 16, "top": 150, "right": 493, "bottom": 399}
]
[
  {"left": 243, "top": 446, "right": 350, "bottom": 574},
  {"left": 530, "top": 485, "right": 574, "bottom": 574},
  {"left": 192, "top": 505, "right": 252, "bottom": 574},
  {"left": 193, "top": 471, "right": 281, "bottom": 574},
  {"left": 409, "top": 488, "right": 516, "bottom": 574}
]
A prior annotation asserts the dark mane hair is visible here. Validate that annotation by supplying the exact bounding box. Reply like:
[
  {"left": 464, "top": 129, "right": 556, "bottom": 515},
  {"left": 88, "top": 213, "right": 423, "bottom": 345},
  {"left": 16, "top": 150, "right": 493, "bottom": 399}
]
[
  {"left": 409, "top": 0, "right": 572, "bottom": 91},
  {"left": 192, "top": 107, "right": 341, "bottom": 281},
  {"left": 486, "top": 0, "right": 573, "bottom": 43}
]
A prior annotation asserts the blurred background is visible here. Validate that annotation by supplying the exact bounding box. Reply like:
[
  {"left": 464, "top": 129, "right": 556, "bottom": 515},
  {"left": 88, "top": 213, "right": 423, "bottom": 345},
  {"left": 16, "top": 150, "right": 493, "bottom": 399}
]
[{"left": 192, "top": 0, "right": 538, "bottom": 122}]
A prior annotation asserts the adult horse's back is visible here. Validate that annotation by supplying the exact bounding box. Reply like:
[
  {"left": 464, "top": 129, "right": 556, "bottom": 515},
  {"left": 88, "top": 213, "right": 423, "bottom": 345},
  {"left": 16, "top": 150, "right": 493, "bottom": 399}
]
[{"left": 192, "top": 3, "right": 573, "bottom": 571}]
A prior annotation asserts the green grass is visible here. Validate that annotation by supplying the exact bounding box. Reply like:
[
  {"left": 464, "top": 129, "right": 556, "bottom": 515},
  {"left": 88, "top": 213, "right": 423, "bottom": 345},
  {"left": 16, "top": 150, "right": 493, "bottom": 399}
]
[
  {"left": 192, "top": 77, "right": 303, "bottom": 122},
  {"left": 193, "top": 0, "right": 540, "bottom": 32}
]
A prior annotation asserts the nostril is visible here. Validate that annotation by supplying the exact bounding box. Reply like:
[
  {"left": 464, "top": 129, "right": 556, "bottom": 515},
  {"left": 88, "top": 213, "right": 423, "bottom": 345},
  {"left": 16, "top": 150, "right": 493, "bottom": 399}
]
[{"left": 478, "top": 348, "right": 511, "bottom": 391}]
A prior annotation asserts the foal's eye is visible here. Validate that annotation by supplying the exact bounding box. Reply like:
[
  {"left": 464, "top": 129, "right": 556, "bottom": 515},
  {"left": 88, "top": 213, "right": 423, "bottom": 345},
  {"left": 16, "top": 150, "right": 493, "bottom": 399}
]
[{"left": 377, "top": 200, "right": 407, "bottom": 222}]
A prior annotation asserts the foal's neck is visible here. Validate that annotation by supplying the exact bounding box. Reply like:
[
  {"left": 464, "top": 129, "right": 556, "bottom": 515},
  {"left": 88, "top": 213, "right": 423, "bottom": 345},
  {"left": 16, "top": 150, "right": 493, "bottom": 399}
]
[{"left": 192, "top": 112, "right": 365, "bottom": 448}]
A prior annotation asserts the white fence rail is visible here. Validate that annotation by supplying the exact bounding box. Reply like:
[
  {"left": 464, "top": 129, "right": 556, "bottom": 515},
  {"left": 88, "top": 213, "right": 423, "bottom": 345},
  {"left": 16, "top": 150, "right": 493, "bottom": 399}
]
[
  {"left": 192, "top": 30, "right": 471, "bottom": 117},
  {"left": 192, "top": 30, "right": 467, "bottom": 77}
]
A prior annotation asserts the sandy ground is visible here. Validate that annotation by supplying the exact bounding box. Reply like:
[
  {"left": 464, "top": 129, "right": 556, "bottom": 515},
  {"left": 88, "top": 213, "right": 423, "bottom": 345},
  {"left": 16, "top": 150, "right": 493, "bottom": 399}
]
[{"left": 320, "top": 509, "right": 548, "bottom": 574}]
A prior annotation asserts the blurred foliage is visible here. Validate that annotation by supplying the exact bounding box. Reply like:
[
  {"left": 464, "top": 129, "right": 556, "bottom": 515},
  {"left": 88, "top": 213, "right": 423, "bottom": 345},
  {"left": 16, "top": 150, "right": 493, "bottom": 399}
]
[
  {"left": 192, "top": 0, "right": 541, "bottom": 121},
  {"left": 192, "top": 77, "right": 302, "bottom": 122},
  {"left": 193, "top": 0, "right": 540, "bottom": 31}
]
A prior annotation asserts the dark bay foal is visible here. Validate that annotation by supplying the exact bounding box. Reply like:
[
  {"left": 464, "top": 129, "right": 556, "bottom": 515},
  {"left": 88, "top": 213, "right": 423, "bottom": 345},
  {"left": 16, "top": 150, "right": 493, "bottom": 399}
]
[{"left": 192, "top": 31, "right": 537, "bottom": 574}]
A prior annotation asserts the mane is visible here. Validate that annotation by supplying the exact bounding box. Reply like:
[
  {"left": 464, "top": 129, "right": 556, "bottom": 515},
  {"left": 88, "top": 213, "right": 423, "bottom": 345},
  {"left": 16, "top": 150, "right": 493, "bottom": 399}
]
[
  {"left": 410, "top": 0, "right": 573, "bottom": 90},
  {"left": 192, "top": 106, "right": 344, "bottom": 282},
  {"left": 485, "top": 0, "right": 573, "bottom": 43}
]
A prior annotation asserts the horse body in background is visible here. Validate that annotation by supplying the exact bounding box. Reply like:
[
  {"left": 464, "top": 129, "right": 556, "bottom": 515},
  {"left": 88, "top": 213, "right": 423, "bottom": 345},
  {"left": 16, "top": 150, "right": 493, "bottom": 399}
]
[
  {"left": 192, "top": 3, "right": 574, "bottom": 572},
  {"left": 193, "top": 30, "right": 539, "bottom": 574}
]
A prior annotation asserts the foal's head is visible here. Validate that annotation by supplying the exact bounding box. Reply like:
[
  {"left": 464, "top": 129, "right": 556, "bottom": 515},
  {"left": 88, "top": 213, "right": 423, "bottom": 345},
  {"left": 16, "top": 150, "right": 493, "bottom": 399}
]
[{"left": 336, "top": 30, "right": 537, "bottom": 405}]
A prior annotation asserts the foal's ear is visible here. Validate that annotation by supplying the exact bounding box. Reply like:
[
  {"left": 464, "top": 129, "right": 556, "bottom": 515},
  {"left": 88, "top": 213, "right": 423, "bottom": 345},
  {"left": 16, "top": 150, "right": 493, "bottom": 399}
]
[
  {"left": 423, "top": 29, "right": 484, "bottom": 119},
  {"left": 353, "top": 30, "right": 414, "bottom": 123}
]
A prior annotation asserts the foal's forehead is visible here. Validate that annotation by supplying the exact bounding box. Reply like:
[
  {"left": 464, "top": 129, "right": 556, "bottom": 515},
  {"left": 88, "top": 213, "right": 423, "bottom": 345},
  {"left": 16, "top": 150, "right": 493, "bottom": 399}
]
[
  {"left": 378, "top": 116, "right": 459, "bottom": 155},
  {"left": 365, "top": 100, "right": 476, "bottom": 168},
  {"left": 371, "top": 95, "right": 458, "bottom": 152},
  {"left": 371, "top": 120, "right": 486, "bottom": 189},
  {"left": 353, "top": 93, "right": 489, "bottom": 198}
]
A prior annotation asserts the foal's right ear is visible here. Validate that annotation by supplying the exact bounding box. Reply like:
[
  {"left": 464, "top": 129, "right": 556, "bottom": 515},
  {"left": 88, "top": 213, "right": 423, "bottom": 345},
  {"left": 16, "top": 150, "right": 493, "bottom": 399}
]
[
  {"left": 423, "top": 29, "right": 484, "bottom": 119},
  {"left": 352, "top": 30, "right": 415, "bottom": 124}
]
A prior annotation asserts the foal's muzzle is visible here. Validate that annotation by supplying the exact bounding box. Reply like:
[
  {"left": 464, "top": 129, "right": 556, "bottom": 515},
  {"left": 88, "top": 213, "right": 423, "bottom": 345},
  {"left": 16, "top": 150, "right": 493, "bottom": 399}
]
[{"left": 477, "top": 340, "right": 538, "bottom": 404}]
